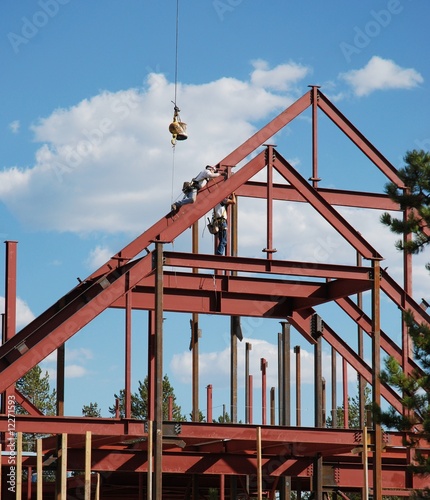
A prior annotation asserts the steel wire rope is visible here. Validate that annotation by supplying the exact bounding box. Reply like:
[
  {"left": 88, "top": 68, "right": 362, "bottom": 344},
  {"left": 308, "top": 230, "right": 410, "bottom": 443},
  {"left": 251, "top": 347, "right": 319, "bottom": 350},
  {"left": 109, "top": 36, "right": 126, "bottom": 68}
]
[{"left": 170, "top": 0, "right": 180, "bottom": 205}]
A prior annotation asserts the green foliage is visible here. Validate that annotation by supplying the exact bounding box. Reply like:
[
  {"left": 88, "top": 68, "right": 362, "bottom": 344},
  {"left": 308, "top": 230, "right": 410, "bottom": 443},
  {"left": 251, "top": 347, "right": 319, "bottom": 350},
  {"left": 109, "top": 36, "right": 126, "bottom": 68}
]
[
  {"left": 15, "top": 365, "right": 57, "bottom": 452},
  {"left": 326, "top": 384, "right": 371, "bottom": 429},
  {"left": 378, "top": 317, "right": 430, "bottom": 452},
  {"left": 82, "top": 401, "right": 102, "bottom": 417},
  {"left": 16, "top": 365, "right": 56, "bottom": 416},
  {"left": 380, "top": 149, "right": 430, "bottom": 268},
  {"left": 109, "top": 374, "right": 186, "bottom": 421}
]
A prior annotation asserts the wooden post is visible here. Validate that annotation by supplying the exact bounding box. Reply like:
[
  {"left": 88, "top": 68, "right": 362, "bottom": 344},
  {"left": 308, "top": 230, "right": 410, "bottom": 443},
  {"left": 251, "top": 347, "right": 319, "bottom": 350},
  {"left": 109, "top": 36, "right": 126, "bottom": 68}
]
[
  {"left": 37, "top": 439, "right": 43, "bottom": 500},
  {"left": 61, "top": 434, "right": 67, "bottom": 499},
  {"left": 17, "top": 431, "right": 22, "bottom": 499},
  {"left": 257, "top": 426, "right": 262, "bottom": 500},
  {"left": 85, "top": 431, "right": 91, "bottom": 500}
]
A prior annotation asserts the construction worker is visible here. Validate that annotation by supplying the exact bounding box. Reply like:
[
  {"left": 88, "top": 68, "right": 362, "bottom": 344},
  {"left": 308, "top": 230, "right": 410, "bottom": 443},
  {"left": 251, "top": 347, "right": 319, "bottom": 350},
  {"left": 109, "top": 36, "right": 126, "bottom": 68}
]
[
  {"left": 171, "top": 165, "right": 222, "bottom": 211},
  {"left": 213, "top": 192, "right": 236, "bottom": 255}
]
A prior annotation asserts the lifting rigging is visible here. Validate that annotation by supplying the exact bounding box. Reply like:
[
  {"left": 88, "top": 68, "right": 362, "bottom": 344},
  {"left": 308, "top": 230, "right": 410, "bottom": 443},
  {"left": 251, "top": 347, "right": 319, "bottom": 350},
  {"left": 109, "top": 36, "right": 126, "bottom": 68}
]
[{"left": 169, "top": 0, "right": 187, "bottom": 146}]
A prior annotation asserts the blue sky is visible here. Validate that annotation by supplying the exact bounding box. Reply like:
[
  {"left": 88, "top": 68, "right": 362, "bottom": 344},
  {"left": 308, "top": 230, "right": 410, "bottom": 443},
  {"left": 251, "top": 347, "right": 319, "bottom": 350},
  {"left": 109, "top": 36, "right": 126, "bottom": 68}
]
[{"left": 0, "top": 0, "right": 429, "bottom": 423}]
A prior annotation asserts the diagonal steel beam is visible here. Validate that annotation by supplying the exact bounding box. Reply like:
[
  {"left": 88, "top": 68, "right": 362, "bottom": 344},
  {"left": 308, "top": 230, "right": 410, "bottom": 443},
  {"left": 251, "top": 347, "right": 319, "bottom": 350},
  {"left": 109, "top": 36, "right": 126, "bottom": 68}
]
[
  {"left": 317, "top": 90, "right": 404, "bottom": 187},
  {"left": 288, "top": 309, "right": 403, "bottom": 413},
  {"left": 274, "top": 151, "right": 383, "bottom": 260}
]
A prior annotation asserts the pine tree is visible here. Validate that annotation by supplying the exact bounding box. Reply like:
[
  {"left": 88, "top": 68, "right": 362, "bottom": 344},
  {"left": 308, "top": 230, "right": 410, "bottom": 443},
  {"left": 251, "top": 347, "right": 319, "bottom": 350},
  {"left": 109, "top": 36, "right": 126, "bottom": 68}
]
[
  {"left": 379, "top": 149, "right": 430, "bottom": 498},
  {"left": 16, "top": 365, "right": 56, "bottom": 416},
  {"left": 380, "top": 149, "right": 430, "bottom": 268},
  {"left": 109, "top": 374, "right": 186, "bottom": 421},
  {"left": 82, "top": 401, "right": 102, "bottom": 417},
  {"left": 15, "top": 365, "right": 56, "bottom": 452}
]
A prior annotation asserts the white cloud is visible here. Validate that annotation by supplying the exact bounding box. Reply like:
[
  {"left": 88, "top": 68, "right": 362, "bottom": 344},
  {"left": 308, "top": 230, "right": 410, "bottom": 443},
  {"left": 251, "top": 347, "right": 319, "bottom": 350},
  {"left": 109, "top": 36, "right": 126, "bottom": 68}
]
[
  {"left": 250, "top": 60, "right": 311, "bottom": 92},
  {"left": 340, "top": 56, "right": 423, "bottom": 96},
  {"left": 85, "top": 245, "right": 114, "bottom": 270},
  {"left": 65, "top": 364, "right": 88, "bottom": 378},
  {"left": 0, "top": 296, "right": 35, "bottom": 329},
  {"left": 0, "top": 63, "right": 304, "bottom": 235},
  {"left": 9, "top": 120, "right": 20, "bottom": 133}
]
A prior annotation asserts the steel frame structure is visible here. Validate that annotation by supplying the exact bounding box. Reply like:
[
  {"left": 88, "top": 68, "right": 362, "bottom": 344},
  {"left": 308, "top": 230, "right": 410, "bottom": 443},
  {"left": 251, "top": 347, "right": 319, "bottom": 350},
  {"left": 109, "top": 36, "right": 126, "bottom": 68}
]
[{"left": 1, "top": 87, "right": 430, "bottom": 499}]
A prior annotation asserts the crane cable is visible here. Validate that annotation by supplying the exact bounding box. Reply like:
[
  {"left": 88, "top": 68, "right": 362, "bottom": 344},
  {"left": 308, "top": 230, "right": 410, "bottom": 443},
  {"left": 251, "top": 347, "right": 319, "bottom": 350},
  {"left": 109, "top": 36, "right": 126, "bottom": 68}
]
[
  {"left": 169, "top": 0, "right": 187, "bottom": 147},
  {"left": 174, "top": 0, "right": 179, "bottom": 109},
  {"left": 171, "top": 0, "right": 180, "bottom": 205}
]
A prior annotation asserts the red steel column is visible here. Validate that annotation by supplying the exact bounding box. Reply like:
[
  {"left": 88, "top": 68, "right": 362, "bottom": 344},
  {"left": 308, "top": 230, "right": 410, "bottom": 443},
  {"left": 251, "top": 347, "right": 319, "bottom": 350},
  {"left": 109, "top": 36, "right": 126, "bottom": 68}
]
[
  {"left": 309, "top": 85, "right": 321, "bottom": 188},
  {"left": 154, "top": 241, "right": 164, "bottom": 500},
  {"left": 294, "top": 346, "right": 301, "bottom": 426},
  {"left": 263, "top": 144, "right": 277, "bottom": 259},
  {"left": 206, "top": 385, "right": 212, "bottom": 423},
  {"left": 125, "top": 284, "right": 132, "bottom": 419},
  {"left": 2, "top": 241, "right": 17, "bottom": 415},
  {"left": 372, "top": 259, "right": 382, "bottom": 500},
  {"left": 261, "top": 358, "right": 267, "bottom": 425}
]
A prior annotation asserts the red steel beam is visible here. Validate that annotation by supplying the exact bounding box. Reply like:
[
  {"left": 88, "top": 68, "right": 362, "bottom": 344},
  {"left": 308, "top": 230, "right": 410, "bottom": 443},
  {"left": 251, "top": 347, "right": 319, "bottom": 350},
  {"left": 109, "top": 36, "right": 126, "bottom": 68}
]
[
  {"left": 316, "top": 90, "right": 404, "bottom": 187},
  {"left": 0, "top": 253, "right": 153, "bottom": 392},
  {"left": 273, "top": 152, "right": 382, "bottom": 260},
  {"left": 237, "top": 182, "right": 400, "bottom": 211},
  {"left": 287, "top": 309, "right": 403, "bottom": 413}
]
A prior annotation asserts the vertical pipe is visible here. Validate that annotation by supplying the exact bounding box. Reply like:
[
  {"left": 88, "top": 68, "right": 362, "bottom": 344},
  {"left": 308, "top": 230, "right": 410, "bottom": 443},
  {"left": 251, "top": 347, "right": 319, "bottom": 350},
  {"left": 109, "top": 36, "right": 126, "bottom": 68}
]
[
  {"left": 56, "top": 344, "right": 65, "bottom": 417},
  {"left": 192, "top": 221, "right": 199, "bottom": 422},
  {"left": 257, "top": 427, "right": 262, "bottom": 500},
  {"left": 147, "top": 419, "right": 153, "bottom": 500},
  {"left": 343, "top": 358, "right": 349, "bottom": 429},
  {"left": 147, "top": 310, "right": 156, "bottom": 421},
  {"left": 206, "top": 385, "right": 212, "bottom": 423},
  {"left": 356, "top": 252, "right": 365, "bottom": 428},
  {"left": 229, "top": 187, "right": 240, "bottom": 424},
  {"left": 249, "top": 375, "right": 253, "bottom": 424},
  {"left": 261, "top": 359, "right": 267, "bottom": 425},
  {"left": 281, "top": 322, "right": 291, "bottom": 426},
  {"left": 220, "top": 474, "right": 225, "bottom": 500},
  {"left": 154, "top": 241, "right": 164, "bottom": 500},
  {"left": 313, "top": 315, "right": 323, "bottom": 500},
  {"left": 342, "top": 358, "right": 349, "bottom": 429},
  {"left": 309, "top": 85, "right": 321, "bottom": 188},
  {"left": 4, "top": 241, "right": 17, "bottom": 342},
  {"left": 294, "top": 346, "right": 301, "bottom": 426},
  {"left": 245, "top": 343, "right": 252, "bottom": 424},
  {"left": 270, "top": 387, "right": 275, "bottom": 425},
  {"left": 125, "top": 283, "right": 132, "bottom": 419},
  {"left": 85, "top": 431, "right": 91, "bottom": 500},
  {"left": 363, "top": 425, "right": 369, "bottom": 500},
  {"left": 372, "top": 260, "right": 382, "bottom": 500},
  {"left": 36, "top": 439, "right": 43, "bottom": 500},
  {"left": 3, "top": 241, "right": 17, "bottom": 415},
  {"left": 321, "top": 378, "right": 326, "bottom": 427},
  {"left": 230, "top": 316, "right": 239, "bottom": 423},
  {"left": 314, "top": 336, "right": 322, "bottom": 428},
  {"left": 56, "top": 345, "right": 65, "bottom": 500},
  {"left": 264, "top": 145, "right": 276, "bottom": 259},
  {"left": 278, "top": 333, "right": 283, "bottom": 426},
  {"left": 331, "top": 347, "right": 337, "bottom": 428}
]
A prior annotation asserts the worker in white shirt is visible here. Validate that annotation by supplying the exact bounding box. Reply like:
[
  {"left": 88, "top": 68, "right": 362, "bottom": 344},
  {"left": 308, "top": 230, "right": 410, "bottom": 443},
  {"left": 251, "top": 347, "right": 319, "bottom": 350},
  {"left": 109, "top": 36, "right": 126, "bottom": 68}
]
[{"left": 171, "top": 165, "right": 222, "bottom": 211}]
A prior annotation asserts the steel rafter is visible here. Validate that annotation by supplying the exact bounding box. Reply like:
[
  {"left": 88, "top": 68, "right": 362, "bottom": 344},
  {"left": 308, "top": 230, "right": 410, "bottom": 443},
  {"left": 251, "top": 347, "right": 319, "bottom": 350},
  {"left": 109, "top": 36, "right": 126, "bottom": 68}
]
[{"left": 1, "top": 87, "right": 429, "bottom": 498}]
